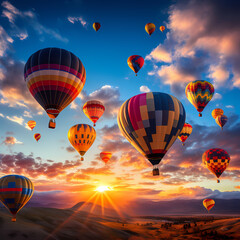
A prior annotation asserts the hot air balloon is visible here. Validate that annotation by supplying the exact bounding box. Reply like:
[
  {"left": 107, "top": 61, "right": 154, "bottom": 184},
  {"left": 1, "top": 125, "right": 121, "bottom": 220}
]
[
  {"left": 185, "top": 80, "right": 214, "bottom": 117},
  {"left": 127, "top": 55, "right": 144, "bottom": 76},
  {"left": 34, "top": 133, "right": 41, "bottom": 142},
  {"left": 68, "top": 124, "right": 96, "bottom": 161},
  {"left": 27, "top": 120, "right": 36, "bottom": 130},
  {"left": 118, "top": 92, "right": 186, "bottom": 176},
  {"left": 202, "top": 148, "right": 230, "bottom": 183},
  {"left": 83, "top": 100, "right": 105, "bottom": 127},
  {"left": 145, "top": 23, "right": 155, "bottom": 36},
  {"left": 212, "top": 108, "right": 224, "bottom": 119},
  {"left": 215, "top": 115, "right": 228, "bottom": 130},
  {"left": 93, "top": 22, "right": 101, "bottom": 32},
  {"left": 0, "top": 175, "right": 34, "bottom": 222},
  {"left": 100, "top": 152, "right": 112, "bottom": 164},
  {"left": 203, "top": 199, "right": 215, "bottom": 212},
  {"left": 160, "top": 26, "right": 165, "bottom": 32},
  {"left": 24, "top": 48, "right": 86, "bottom": 129},
  {"left": 178, "top": 123, "right": 192, "bottom": 146}
]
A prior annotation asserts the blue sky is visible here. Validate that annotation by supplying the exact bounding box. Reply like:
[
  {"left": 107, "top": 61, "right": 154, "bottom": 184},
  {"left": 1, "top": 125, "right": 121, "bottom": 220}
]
[{"left": 0, "top": 0, "right": 240, "bottom": 208}]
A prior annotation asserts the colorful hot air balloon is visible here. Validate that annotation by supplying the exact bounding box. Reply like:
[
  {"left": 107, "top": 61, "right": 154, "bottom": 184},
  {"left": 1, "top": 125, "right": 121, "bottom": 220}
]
[
  {"left": 83, "top": 100, "right": 105, "bottom": 127},
  {"left": 68, "top": 124, "right": 96, "bottom": 161},
  {"left": 27, "top": 120, "right": 36, "bottom": 130},
  {"left": 93, "top": 22, "right": 101, "bottom": 32},
  {"left": 145, "top": 23, "right": 155, "bottom": 36},
  {"left": 0, "top": 175, "right": 34, "bottom": 222},
  {"left": 127, "top": 55, "right": 144, "bottom": 76},
  {"left": 24, "top": 48, "right": 86, "bottom": 128},
  {"left": 178, "top": 123, "right": 192, "bottom": 146},
  {"left": 185, "top": 80, "right": 214, "bottom": 117},
  {"left": 203, "top": 199, "right": 215, "bottom": 212},
  {"left": 215, "top": 115, "right": 228, "bottom": 130},
  {"left": 34, "top": 133, "right": 41, "bottom": 142},
  {"left": 118, "top": 92, "right": 186, "bottom": 176},
  {"left": 212, "top": 108, "right": 224, "bottom": 119},
  {"left": 160, "top": 26, "right": 165, "bottom": 32},
  {"left": 100, "top": 152, "right": 112, "bottom": 164},
  {"left": 202, "top": 148, "right": 230, "bottom": 183}
]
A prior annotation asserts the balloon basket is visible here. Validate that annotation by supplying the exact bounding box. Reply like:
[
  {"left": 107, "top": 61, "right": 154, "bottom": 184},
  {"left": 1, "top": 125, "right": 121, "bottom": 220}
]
[
  {"left": 217, "top": 179, "right": 220, "bottom": 183},
  {"left": 81, "top": 157, "right": 84, "bottom": 161},
  {"left": 12, "top": 216, "right": 16, "bottom": 222},
  {"left": 49, "top": 119, "right": 56, "bottom": 129},
  {"left": 153, "top": 168, "right": 159, "bottom": 176},
  {"left": 199, "top": 113, "right": 202, "bottom": 117}
]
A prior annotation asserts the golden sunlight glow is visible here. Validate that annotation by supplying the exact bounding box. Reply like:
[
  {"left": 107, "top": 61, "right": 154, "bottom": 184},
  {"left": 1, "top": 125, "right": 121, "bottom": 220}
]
[{"left": 96, "top": 186, "right": 112, "bottom": 192}]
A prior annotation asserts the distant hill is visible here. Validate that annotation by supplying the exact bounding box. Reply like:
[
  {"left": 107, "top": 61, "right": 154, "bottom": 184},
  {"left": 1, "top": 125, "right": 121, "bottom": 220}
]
[{"left": 129, "top": 199, "right": 240, "bottom": 216}]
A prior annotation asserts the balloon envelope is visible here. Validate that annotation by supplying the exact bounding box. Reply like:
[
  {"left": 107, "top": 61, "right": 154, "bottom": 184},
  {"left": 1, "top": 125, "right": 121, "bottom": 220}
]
[
  {"left": 24, "top": 48, "right": 86, "bottom": 120},
  {"left": 202, "top": 148, "right": 230, "bottom": 182},
  {"left": 127, "top": 55, "right": 144, "bottom": 76},
  {"left": 215, "top": 115, "right": 228, "bottom": 130},
  {"left": 0, "top": 175, "right": 34, "bottom": 221},
  {"left": 100, "top": 152, "right": 112, "bottom": 164},
  {"left": 27, "top": 120, "right": 36, "bottom": 130},
  {"left": 212, "top": 108, "right": 224, "bottom": 119},
  {"left": 93, "top": 22, "right": 101, "bottom": 31},
  {"left": 68, "top": 124, "right": 96, "bottom": 160},
  {"left": 145, "top": 23, "right": 155, "bottom": 35},
  {"left": 118, "top": 92, "right": 185, "bottom": 172},
  {"left": 34, "top": 133, "right": 41, "bottom": 142},
  {"left": 203, "top": 199, "right": 215, "bottom": 212},
  {"left": 83, "top": 100, "right": 105, "bottom": 126},
  {"left": 178, "top": 123, "right": 192, "bottom": 145},
  {"left": 160, "top": 26, "right": 165, "bottom": 32},
  {"left": 185, "top": 80, "right": 214, "bottom": 117}
]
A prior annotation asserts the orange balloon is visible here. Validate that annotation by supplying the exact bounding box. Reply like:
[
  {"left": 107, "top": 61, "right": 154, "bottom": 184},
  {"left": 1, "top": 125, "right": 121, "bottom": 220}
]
[{"left": 100, "top": 152, "right": 112, "bottom": 164}]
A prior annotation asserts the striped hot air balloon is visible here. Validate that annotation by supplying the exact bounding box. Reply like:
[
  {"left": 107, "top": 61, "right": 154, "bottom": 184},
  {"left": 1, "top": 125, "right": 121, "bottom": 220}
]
[
  {"left": 83, "top": 100, "right": 105, "bottom": 127},
  {"left": 68, "top": 124, "right": 96, "bottom": 161},
  {"left": 127, "top": 55, "right": 144, "bottom": 76},
  {"left": 211, "top": 108, "right": 224, "bottom": 119},
  {"left": 215, "top": 115, "right": 228, "bottom": 130},
  {"left": 100, "top": 152, "right": 112, "bottom": 164},
  {"left": 0, "top": 175, "right": 34, "bottom": 221},
  {"left": 34, "top": 133, "right": 41, "bottom": 142},
  {"left": 145, "top": 23, "right": 156, "bottom": 36},
  {"left": 118, "top": 92, "right": 185, "bottom": 176},
  {"left": 27, "top": 120, "right": 36, "bottom": 130},
  {"left": 178, "top": 123, "right": 192, "bottom": 146},
  {"left": 24, "top": 48, "right": 86, "bottom": 128},
  {"left": 202, "top": 148, "right": 230, "bottom": 183},
  {"left": 203, "top": 199, "right": 215, "bottom": 212},
  {"left": 185, "top": 80, "right": 214, "bottom": 117}
]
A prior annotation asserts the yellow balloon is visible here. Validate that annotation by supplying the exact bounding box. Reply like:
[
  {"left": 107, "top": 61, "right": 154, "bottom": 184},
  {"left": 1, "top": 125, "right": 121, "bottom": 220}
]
[
  {"left": 211, "top": 108, "right": 224, "bottom": 119},
  {"left": 160, "top": 26, "right": 165, "bottom": 32},
  {"left": 68, "top": 124, "right": 96, "bottom": 161}
]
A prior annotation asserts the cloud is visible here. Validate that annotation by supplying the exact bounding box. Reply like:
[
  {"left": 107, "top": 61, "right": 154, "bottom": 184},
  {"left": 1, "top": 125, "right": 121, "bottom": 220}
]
[
  {"left": 6, "top": 115, "right": 24, "bottom": 125},
  {"left": 23, "top": 110, "right": 32, "bottom": 118},
  {"left": 66, "top": 146, "right": 75, "bottom": 153},
  {"left": 0, "top": 26, "right": 13, "bottom": 57},
  {"left": 79, "top": 85, "right": 123, "bottom": 118},
  {"left": 1, "top": 1, "right": 21, "bottom": 23},
  {"left": 146, "top": 0, "right": 240, "bottom": 94},
  {"left": 67, "top": 16, "right": 87, "bottom": 27},
  {"left": 140, "top": 86, "right": 151, "bottom": 93},
  {"left": 212, "top": 92, "right": 222, "bottom": 101},
  {"left": 226, "top": 105, "right": 234, "bottom": 109},
  {"left": 2, "top": 136, "right": 22, "bottom": 145}
]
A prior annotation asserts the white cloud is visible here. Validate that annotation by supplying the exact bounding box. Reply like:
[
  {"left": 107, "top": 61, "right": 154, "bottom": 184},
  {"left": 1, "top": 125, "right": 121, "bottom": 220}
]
[
  {"left": 2, "top": 136, "right": 23, "bottom": 145},
  {"left": 226, "top": 105, "right": 234, "bottom": 109},
  {"left": 140, "top": 86, "right": 151, "bottom": 93},
  {"left": 212, "top": 92, "right": 222, "bottom": 101},
  {"left": 16, "top": 32, "right": 28, "bottom": 40},
  {"left": 6, "top": 115, "right": 24, "bottom": 125},
  {"left": 23, "top": 110, "right": 32, "bottom": 118},
  {"left": 67, "top": 16, "right": 87, "bottom": 27},
  {"left": 0, "top": 113, "right": 4, "bottom": 118},
  {"left": 70, "top": 101, "right": 78, "bottom": 110},
  {"left": 145, "top": 45, "right": 172, "bottom": 63}
]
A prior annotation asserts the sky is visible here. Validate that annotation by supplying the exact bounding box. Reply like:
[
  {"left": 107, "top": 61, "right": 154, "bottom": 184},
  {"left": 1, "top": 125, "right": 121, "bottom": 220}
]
[{"left": 0, "top": 0, "right": 240, "bottom": 213}]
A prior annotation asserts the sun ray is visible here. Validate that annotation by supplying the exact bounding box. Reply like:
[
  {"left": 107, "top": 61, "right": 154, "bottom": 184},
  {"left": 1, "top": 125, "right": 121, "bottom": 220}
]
[
  {"left": 101, "top": 193, "right": 104, "bottom": 217},
  {"left": 45, "top": 191, "right": 98, "bottom": 240}
]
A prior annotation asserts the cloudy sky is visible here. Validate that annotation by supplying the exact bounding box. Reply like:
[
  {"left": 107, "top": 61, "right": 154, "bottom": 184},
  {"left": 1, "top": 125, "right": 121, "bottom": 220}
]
[{"left": 0, "top": 0, "right": 240, "bottom": 212}]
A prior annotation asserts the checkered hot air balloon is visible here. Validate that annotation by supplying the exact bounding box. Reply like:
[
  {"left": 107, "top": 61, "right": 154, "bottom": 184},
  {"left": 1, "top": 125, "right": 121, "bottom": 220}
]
[
  {"left": 118, "top": 92, "right": 186, "bottom": 176},
  {"left": 0, "top": 175, "right": 34, "bottom": 222},
  {"left": 68, "top": 124, "right": 96, "bottom": 161},
  {"left": 24, "top": 48, "right": 86, "bottom": 129},
  {"left": 202, "top": 148, "right": 230, "bottom": 183},
  {"left": 203, "top": 199, "right": 215, "bottom": 212},
  {"left": 145, "top": 23, "right": 156, "bottom": 36},
  {"left": 178, "top": 123, "right": 192, "bottom": 146},
  {"left": 185, "top": 80, "right": 214, "bottom": 117},
  {"left": 127, "top": 55, "right": 144, "bottom": 76},
  {"left": 83, "top": 100, "right": 105, "bottom": 127}
]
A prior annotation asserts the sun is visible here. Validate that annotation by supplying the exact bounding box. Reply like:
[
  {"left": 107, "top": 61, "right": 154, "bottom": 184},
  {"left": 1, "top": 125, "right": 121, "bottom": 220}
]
[{"left": 96, "top": 186, "right": 112, "bottom": 192}]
